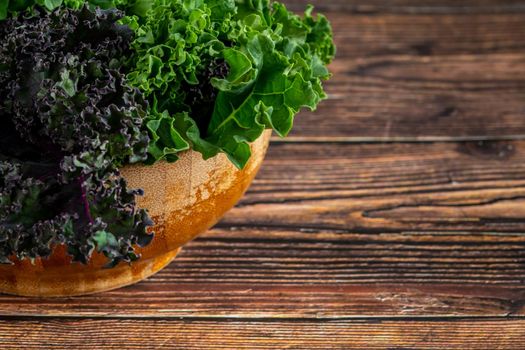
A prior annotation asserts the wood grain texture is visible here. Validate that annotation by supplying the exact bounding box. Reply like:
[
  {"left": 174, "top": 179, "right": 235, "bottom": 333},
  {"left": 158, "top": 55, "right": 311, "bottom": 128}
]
[
  {"left": 285, "top": 0, "right": 525, "bottom": 14},
  {"left": 284, "top": 8, "right": 525, "bottom": 140},
  {"left": 264, "top": 5, "right": 525, "bottom": 157},
  {"left": 328, "top": 14, "right": 525, "bottom": 58},
  {"left": 0, "top": 318, "right": 524, "bottom": 350},
  {"left": 1, "top": 233, "right": 525, "bottom": 318},
  {"left": 226, "top": 141, "right": 525, "bottom": 233},
  {"left": 2, "top": 142, "right": 525, "bottom": 318}
]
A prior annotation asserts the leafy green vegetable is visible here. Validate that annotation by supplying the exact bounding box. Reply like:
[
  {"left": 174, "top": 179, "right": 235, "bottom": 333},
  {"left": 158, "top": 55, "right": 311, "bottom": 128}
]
[
  {"left": 0, "top": 6, "right": 153, "bottom": 266},
  {"left": 1, "top": 0, "right": 335, "bottom": 169},
  {"left": 0, "top": 0, "right": 108, "bottom": 19},
  {"left": 120, "top": 0, "right": 335, "bottom": 168},
  {"left": 208, "top": 2, "right": 334, "bottom": 167},
  {"left": 117, "top": 0, "right": 231, "bottom": 162},
  {"left": 0, "top": 1, "right": 7, "bottom": 19},
  {"left": 0, "top": 0, "right": 335, "bottom": 266}
]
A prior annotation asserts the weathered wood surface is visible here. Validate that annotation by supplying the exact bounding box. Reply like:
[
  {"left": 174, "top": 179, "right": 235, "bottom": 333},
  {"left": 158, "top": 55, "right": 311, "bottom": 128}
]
[
  {"left": 228, "top": 142, "right": 525, "bottom": 233},
  {"left": 2, "top": 234, "right": 525, "bottom": 318},
  {"left": 291, "top": 52, "right": 525, "bottom": 141},
  {"left": 2, "top": 0, "right": 525, "bottom": 348},
  {"left": 287, "top": 7, "right": 525, "bottom": 140},
  {"left": 286, "top": 0, "right": 525, "bottom": 14},
  {"left": 1, "top": 319, "right": 525, "bottom": 350}
]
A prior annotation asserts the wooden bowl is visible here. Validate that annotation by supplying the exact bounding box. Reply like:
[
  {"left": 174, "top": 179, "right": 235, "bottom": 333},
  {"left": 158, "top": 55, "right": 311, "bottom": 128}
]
[{"left": 0, "top": 131, "right": 271, "bottom": 297}]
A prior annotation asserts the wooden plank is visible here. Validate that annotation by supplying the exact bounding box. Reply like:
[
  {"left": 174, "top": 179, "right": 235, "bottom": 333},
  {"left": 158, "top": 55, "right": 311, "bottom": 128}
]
[
  {"left": 326, "top": 13, "right": 525, "bottom": 58},
  {"left": 285, "top": 0, "right": 525, "bottom": 14},
  {"left": 2, "top": 142, "right": 525, "bottom": 318},
  {"left": 1, "top": 318, "right": 525, "bottom": 349},
  {"left": 291, "top": 53, "right": 525, "bottom": 140},
  {"left": 4, "top": 229, "right": 525, "bottom": 318},
  {"left": 288, "top": 10, "right": 525, "bottom": 140},
  {"left": 0, "top": 229, "right": 524, "bottom": 318},
  {"left": 33, "top": 189, "right": 518, "bottom": 316},
  {"left": 279, "top": 0, "right": 525, "bottom": 140},
  {"left": 226, "top": 141, "right": 525, "bottom": 233},
  {"left": 2, "top": 2, "right": 524, "bottom": 348}
]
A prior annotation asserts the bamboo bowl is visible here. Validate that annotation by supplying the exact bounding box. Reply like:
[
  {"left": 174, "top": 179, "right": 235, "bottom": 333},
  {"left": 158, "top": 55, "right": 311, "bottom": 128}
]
[{"left": 0, "top": 131, "right": 271, "bottom": 297}]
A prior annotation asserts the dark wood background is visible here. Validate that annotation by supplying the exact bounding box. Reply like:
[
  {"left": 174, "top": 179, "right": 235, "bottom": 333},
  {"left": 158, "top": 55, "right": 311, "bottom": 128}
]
[{"left": 2, "top": 0, "right": 525, "bottom": 348}]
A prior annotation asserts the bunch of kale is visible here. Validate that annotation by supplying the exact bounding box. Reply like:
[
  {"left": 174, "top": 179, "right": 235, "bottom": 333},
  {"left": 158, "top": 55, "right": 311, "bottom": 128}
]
[
  {"left": 0, "top": 6, "right": 154, "bottom": 266},
  {"left": 0, "top": 0, "right": 335, "bottom": 267}
]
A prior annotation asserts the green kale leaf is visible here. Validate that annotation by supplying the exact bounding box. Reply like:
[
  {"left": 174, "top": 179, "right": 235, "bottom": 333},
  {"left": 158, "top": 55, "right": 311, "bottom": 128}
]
[
  {"left": 206, "top": 2, "right": 334, "bottom": 168},
  {"left": 119, "top": 0, "right": 335, "bottom": 168}
]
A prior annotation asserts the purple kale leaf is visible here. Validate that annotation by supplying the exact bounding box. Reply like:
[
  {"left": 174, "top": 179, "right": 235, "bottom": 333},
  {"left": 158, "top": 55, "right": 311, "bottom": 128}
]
[{"left": 0, "top": 6, "right": 153, "bottom": 267}]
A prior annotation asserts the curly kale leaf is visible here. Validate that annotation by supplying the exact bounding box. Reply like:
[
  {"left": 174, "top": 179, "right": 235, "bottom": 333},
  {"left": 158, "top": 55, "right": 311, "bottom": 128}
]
[
  {"left": 120, "top": 0, "right": 335, "bottom": 168},
  {"left": 206, "top": 2, "right": 335, "bottom": 168},
  {"left": 0, "top": 0, "right": 113, "bottom": 19},
  {"left": 0, "top": 1, "right": 335, "bottom": 266},
  {"left": 1, "top": 0, "right": 65, "bottom": 19},
  {"left": 116, "top": 0, "right": 233, "bottom": 163},
  {"left": 2, "top": 0, "right": 335, "bottom": 170},
  {"left": 0, "top": 6, "right": 153, "bottom": 266}
]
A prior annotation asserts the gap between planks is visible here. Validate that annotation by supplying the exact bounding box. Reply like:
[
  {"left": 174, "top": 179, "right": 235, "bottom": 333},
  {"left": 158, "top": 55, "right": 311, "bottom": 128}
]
[{"left": 1, "top": 314, "right": 525, "bottom": 321}]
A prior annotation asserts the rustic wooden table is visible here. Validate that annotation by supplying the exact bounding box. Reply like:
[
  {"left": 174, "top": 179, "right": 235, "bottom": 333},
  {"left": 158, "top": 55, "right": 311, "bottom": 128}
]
[{"left": 2, "top": 0, "right": 525, "bottom": 348}]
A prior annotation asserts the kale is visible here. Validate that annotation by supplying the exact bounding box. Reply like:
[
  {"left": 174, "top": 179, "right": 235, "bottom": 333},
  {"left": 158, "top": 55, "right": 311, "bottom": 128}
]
[
  {"left": 2, "top": 1, "right": 335, "bottom": 169},
  {"left": 121, "top": 0, "right": 335, "bottom": 168},
  {"left": 0, "top": 6, "right": 153, "bottom": 266},
  {"left": 182, "top": 59, "right": 231, "bottom": 136},
  {"left": 0, "top": 1, "right": 335, "bottom": 267}
]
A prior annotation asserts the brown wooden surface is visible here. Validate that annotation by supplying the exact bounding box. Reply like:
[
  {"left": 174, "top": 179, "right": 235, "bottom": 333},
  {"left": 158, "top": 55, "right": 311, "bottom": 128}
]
[
  {"left": 288, "top": 4, "right": 525, "bottom": 141},
  {"left": 2, "top": 0, "right": 525, "bottom": 349},
  {"left": 1, "top": 319, "right": 525, "bottom": 349}
]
